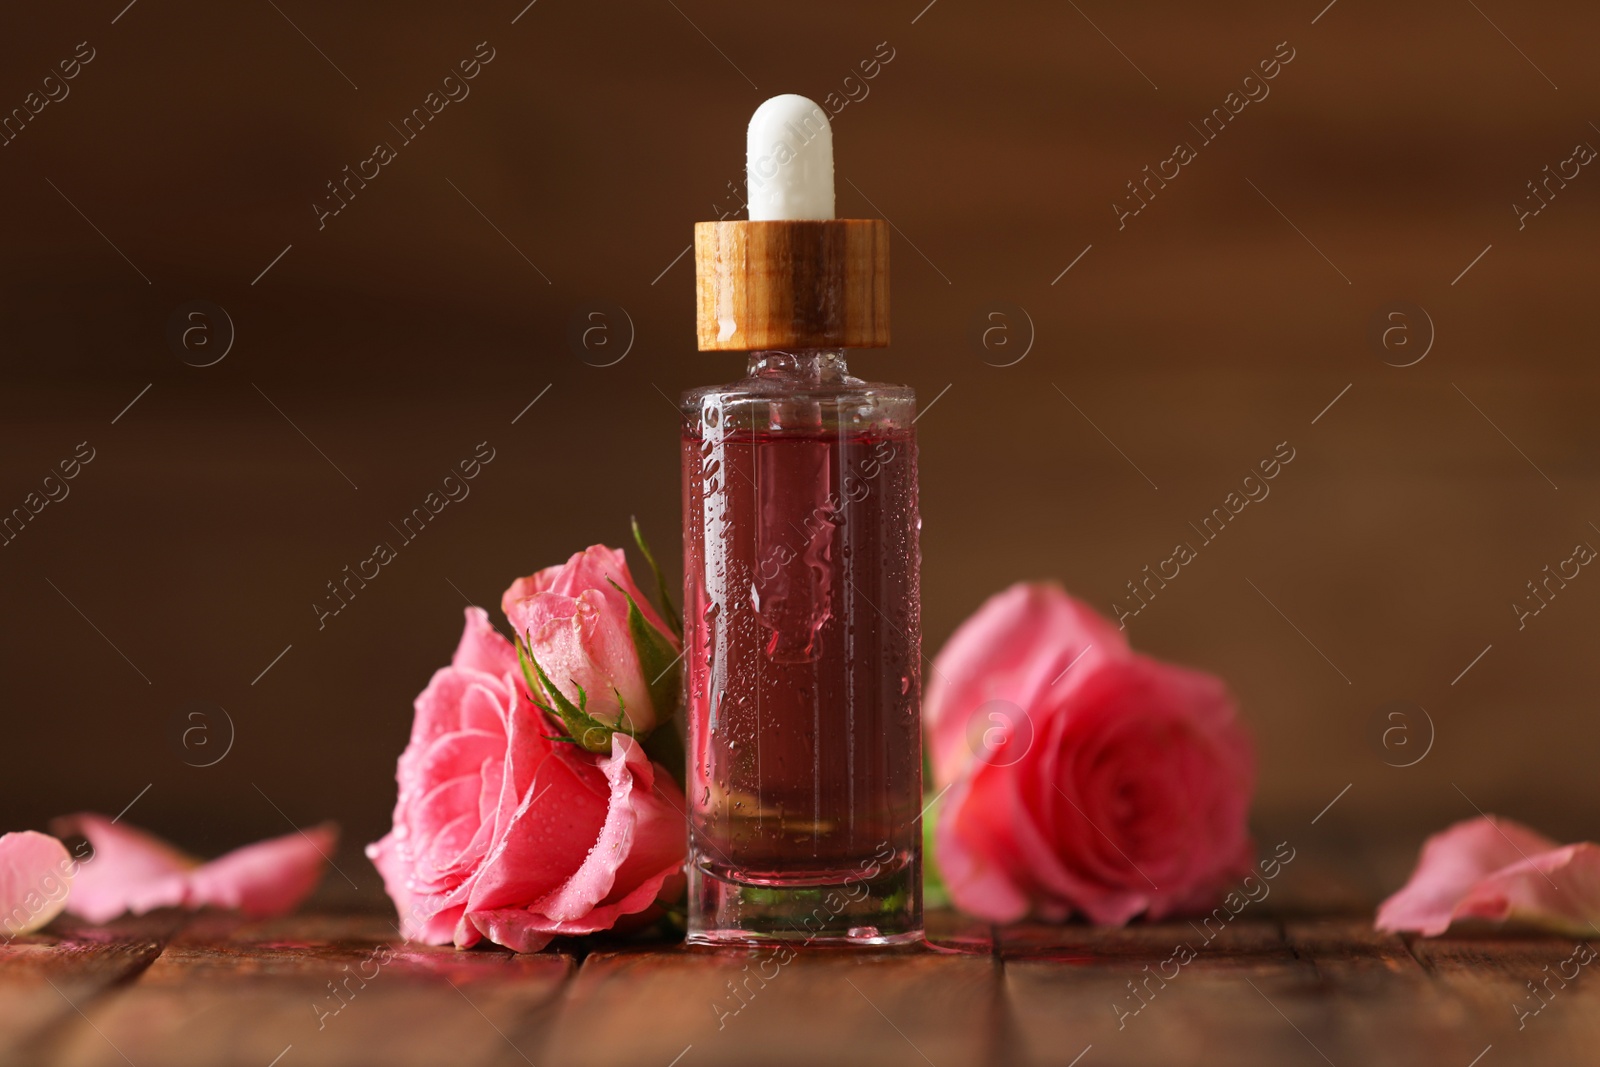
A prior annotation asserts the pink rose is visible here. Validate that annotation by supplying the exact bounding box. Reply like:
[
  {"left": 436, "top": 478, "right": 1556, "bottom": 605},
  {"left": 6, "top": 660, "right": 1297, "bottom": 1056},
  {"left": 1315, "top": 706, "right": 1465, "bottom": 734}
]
[
  {"left": 503, "top": 545, "right": 678, "bottom": 740},
  {"left": 925, "top": 583, "right": 1256, "bottom": 925},
  {"left": 366, "top": 606, "right": 686, "bottom": 952},
  {"left": 1376, "top": 815, "right": 1600, "bottom": 937}
]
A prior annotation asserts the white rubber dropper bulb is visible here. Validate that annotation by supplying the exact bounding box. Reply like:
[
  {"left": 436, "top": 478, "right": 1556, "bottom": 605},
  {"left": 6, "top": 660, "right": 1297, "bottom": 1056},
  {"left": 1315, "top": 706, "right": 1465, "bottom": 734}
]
[{"left": 746, "top": 95, "right": 835, "bottom": 221}]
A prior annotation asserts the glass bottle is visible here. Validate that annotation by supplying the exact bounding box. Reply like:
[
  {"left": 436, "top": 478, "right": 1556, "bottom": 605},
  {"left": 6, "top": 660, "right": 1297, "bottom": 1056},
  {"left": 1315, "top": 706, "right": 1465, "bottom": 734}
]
[{"left": 681, "top": 348, "right": 922, "bottom": 945}]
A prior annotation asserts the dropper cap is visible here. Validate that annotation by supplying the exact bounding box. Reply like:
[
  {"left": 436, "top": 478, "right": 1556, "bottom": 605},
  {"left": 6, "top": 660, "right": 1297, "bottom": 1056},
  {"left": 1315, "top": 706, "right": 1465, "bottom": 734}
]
[{"left": 694, "top": 95, "right": 889, "bottom": 352}]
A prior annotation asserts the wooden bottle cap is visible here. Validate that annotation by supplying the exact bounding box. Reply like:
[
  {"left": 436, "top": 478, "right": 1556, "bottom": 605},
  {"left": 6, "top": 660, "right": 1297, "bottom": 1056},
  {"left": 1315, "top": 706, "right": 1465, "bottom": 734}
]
[{"left": 694, "top": 219, "right": 889, "bottom": 351}]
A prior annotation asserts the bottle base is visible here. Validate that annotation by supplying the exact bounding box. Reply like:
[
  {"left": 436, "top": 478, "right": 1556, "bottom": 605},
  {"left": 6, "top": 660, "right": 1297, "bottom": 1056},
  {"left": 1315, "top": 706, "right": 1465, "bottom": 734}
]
[
  {"left": 686, "top": 926, "right": 925, "bottom": 948},
  {"left": 687, "top": 851, "right": 922, "bottom": 948}
]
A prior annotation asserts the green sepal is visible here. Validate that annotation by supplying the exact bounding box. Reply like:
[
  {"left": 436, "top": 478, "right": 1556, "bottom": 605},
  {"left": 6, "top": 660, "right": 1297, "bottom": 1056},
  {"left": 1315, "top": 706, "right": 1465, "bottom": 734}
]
[
  {"left": 611, "top": 686, "right": 631, "bottom": 731},
  {"left": 517, "top": 633, "right": 621, "bottom": 754},
  {"left": 631, "top": 516, "right": 683, "bottom": 640},
  {"left": 607, "top": 577, "right": 683, "bottom": 729}
]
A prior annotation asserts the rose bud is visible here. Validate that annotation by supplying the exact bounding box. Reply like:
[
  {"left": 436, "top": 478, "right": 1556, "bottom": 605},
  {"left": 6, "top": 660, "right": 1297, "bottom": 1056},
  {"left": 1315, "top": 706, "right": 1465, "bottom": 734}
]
[
  {"left": 502, "top": 544, "right": 681, "bottom": 751},
  {"left": 925, "top": 582, "right": 1256, "bottom": 925}
]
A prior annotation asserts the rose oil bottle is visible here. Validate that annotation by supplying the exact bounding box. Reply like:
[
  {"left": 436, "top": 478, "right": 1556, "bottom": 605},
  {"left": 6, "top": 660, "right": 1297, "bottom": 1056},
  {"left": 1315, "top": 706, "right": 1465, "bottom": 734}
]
[{"left": 681, "top": 95, "right": 922, "bottom": 945}]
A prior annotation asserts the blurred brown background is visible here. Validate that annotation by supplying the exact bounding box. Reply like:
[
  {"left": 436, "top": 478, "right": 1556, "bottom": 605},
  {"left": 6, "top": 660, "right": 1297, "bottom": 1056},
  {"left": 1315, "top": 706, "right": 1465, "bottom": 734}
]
[{"left": 2, "top": 0, "right": 1596, "bottom": 889}]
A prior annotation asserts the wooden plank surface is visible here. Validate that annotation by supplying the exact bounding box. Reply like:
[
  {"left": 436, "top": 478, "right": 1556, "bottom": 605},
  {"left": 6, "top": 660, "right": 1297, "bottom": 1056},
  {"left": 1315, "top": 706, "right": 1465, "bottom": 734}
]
[
  {"left": 544, "top": 943, "right": 1000, "bottom": 1067},
  {"left": 0, "top": 914, "right": 179, "bottom": 1067},
  {"left": 1409, "top": 929, "right": 1600, "bottom": 1064},
  {"left": 38, "top": 912, "right": 572, "bottom": 1067},
  {"left": 1281, "top": 918, "right": 1473, "bottom": 1067},
  {"left": 1000, "top": 919, "right": 1313, "bottom": 1067},
  {"left": 5, "top": 909, "right": 1600, "bottom": 1066}
]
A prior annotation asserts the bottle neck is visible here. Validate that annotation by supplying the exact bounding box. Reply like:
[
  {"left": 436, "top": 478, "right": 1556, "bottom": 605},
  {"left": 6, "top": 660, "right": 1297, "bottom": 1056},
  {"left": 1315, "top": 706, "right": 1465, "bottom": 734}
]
[{"left": 745, "top": 349, "right": 849, "bottom": 383}]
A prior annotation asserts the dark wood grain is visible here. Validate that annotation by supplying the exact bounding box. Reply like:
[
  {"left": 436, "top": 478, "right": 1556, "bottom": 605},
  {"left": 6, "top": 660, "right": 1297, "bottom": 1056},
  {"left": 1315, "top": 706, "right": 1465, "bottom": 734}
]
[
  {"left": 1280, "top": 918, "right": 1473, "bottom": 1067},
  {"left": 39, "top": 912, "right": 572, "bottom": 1067},
  {"left": 7, "top": 909, "right": 1600, "bottom": 1065},
  {"left": 1000, "top": 919, "right": 1312, "bottom": 1067},
  {"left": 544, "top": 943, "right": 1000, "bottom": 1067},
  {"left": 1408, "top": 930, "right": 1600, "bottom": 1063},
  {"left": 0, "top": 913, "right": 179, "bottom": 1067}
]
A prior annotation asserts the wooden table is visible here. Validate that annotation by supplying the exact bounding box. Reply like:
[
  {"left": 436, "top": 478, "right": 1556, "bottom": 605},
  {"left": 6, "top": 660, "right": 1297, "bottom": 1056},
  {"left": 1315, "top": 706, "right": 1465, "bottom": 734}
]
[{"left": 3, "top": 905, "right": 1594, "bottom": 1066}]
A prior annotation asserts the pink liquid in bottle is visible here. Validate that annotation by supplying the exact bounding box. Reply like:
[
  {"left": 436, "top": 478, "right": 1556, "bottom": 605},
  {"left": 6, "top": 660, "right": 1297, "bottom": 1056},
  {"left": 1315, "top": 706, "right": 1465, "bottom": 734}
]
[{"left": 682, "top": 350, "right": 922, "bottom": 945}]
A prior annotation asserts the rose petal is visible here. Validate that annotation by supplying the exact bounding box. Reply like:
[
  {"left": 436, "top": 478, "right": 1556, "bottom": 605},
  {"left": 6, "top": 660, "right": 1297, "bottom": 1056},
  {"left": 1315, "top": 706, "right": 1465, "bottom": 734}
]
[
  {"left": 452, "top": 605, "right": 519, "bottom": 679},
  {"left": 466, "top": 734, "right": 686, "bottom": 951},
  {"left": 530, "top": 734, "right": 681, "bottom": 922},
  {"left": 469, "top": 866, "right": 679, "bottom": 953},
  {"left": 0, "top": 831, "right": 75, "bottom": 937},
  {"left": 407, "top": 666, "right": 505, "bottom": 755},
  {"left": 50, "top": 815, "right": 195, "bottom": 923},
  {"left": 1375, "top": 815, "right": 1575, "bottom": 936},
  {"left": 365, "top": 832, "right": 417, "bottom": 934},
  {"left": 1446, "top": 844, "right": 1600, "bottom": 936},
  {"left": 460, "top": 743, "right": 609, "bottom": 914},
  {"left": 925, "top": 583, "right": 1131, "bottom": 787},
  {"left": 53, "top": 814, "right": 335, "bottom": 923},
  {"left": 182, "top": 823, "right": 338, "bottom": 918},
  {"left": 503, "top": 546, "right": 669, "bottom": 639},
  {"left": 934, "top": 777, "right": 1032, "bottom": 924}
]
